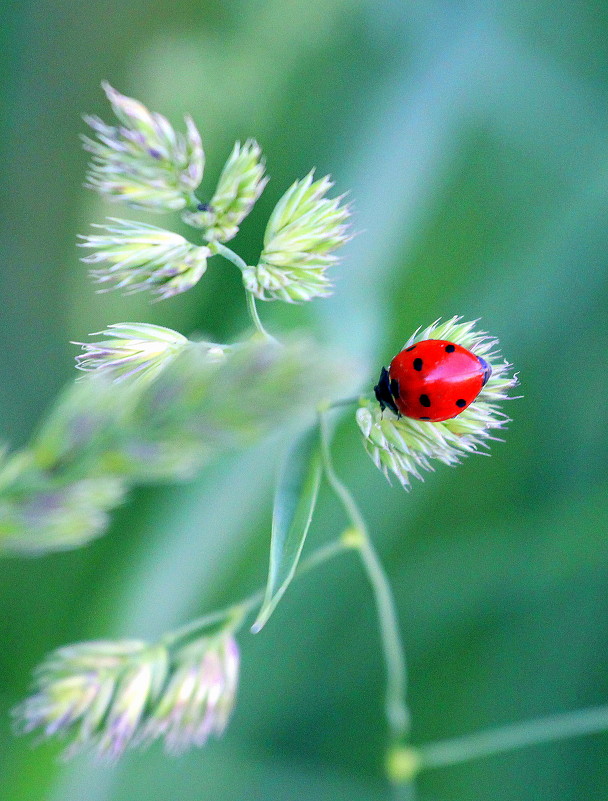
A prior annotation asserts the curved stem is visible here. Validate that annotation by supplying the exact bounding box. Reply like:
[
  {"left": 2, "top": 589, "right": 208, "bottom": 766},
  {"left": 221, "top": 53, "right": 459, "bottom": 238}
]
[
  {"left": 392, "top": 783, "right": 419, "bottom": 801},
  {"left": 162, "top": 538, "right": 348, "bottom": 650},
  {"left": 161, "top": 597, "right": 259, "bottom": 650},
  {"left": 417, "top": 704, "right": 608, "bottom": 770},
  {"left": 359, "top": 532, "right": 410, "bottom": 739},
  {"left": 186, "top": 191, "right": 203, "bottom": 210},
  {"left": 319, "top": 408, "right": 410, "bottom": 741},
  {"left": 209, "top": 240, "right": 248, "bottom": 270},
  {"left": 246, "top": 291, "right": 274, "bottom": 341},
  {"left": 209, "top": 241, "right": 276, "bottom": 342},
  {"left": 328, "top": 396, "right": 365, "bottom": 410}
]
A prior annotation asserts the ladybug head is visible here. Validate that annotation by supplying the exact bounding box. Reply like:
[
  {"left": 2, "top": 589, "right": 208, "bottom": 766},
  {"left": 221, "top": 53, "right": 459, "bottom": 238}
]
[{"left": 374, "top": 366, "right": 400, "bottom": 416}]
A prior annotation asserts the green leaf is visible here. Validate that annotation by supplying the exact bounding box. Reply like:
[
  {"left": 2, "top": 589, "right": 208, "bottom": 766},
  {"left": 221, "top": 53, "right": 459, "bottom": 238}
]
[{"left": 251, "top": 423, "right": 322, "bottom": 633}]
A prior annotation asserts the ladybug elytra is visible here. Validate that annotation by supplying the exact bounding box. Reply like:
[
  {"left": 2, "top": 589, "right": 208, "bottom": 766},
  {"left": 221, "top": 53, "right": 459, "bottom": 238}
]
[{"left": 374, "top": 339, "right": 491, "bottom": 422}]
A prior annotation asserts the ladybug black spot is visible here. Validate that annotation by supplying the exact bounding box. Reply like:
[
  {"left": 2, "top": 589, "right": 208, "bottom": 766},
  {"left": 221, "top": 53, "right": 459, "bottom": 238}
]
[
  {"left": 456, "top": 399, "right": 466, "bottom": 408},
  {"left": 405, "top": 345, "right": 416, "bottom": 352},
  {"left": 420, "top": 416, "right": 430, "bottom": 420},
  {"left": 445, "top": 344, "right": 455, "bottom": 353},
  {"left": 419, "top": 394, "right": 431, "bottom": 407},
  {"left": 413, "top": 358, "right": 423, "bottom": 371}
]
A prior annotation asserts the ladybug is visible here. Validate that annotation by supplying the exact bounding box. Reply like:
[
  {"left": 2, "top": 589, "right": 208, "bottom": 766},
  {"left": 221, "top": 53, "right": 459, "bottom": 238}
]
[{"left": 374, "top": 339, "right": 492, "bottom": 422}]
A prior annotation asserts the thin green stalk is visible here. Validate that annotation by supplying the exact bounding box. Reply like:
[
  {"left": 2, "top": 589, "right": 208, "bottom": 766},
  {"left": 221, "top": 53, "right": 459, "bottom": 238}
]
[
  {"left": 210, "top": 241, "right": 276, "bottom": 342},
  {"left": 358, "top": 533, "right": 410, "bottom": 738},
  {"left": 187, "top": 192, "right": 202, "bottom": 210},
  {"left": 319, "top": 407, "right": 410, "bottom": 741},
  {"left": 246, "top": 291, "right": 273, "bottom": 341},
  {"left": 391, "top": 783, "right": 418, "bottom": 801},
  {"left": 161, "top": 598, "right": 259, "bottom": 650},
  {"left": 328, "top": 396, "right": 365, "bottom": 410},
  {"left": 417, "top": 704, "right": 608, "bottom": 770},
  {"left": 162, "top": 538, "right": 348, "bottom": 650},
  {"left": 297, "top": 537, "right": 349, "bottom": 574}
]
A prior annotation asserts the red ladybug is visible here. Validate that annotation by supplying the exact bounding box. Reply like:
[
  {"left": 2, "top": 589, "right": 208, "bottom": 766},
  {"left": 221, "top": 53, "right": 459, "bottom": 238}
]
[{"left": 374, "top": 339, "right": 492, "bottom": 422}]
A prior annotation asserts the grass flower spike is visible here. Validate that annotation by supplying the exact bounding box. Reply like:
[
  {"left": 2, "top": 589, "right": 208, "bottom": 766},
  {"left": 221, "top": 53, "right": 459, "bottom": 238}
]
[
  {"left": 14, "top": 634, "right": 239, "bottom": 759},
  {"left": 243, "top": 171, "right": 351, "bottom": 302},
  {"left": 140, "top": 636, "right": 239, "bottom": 754},
  {"left": 14, "top": 640, "right": 164, "bottom": 759},
  {"left": 184, "top": 139, "right": 268, "bottom": 242},
  {"left": 80, "top": 218, "right": 210, "bottom": 299},
  {"left": 74, "top": 323, "right": 190, "bottom": 383},
  {"left": 83, "top": 82, "right": 204, "bottom": 211},
  {"left": 0, "top": 477, "right": 127, "bottom": 555},
  {"left": 357, "top": 318, "right": 519, "bottom": 488}
]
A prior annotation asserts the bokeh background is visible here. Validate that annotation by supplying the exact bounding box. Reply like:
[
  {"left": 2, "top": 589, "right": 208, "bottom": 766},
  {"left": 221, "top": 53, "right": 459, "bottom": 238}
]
[{"left": 1, "top": 1, "right": 608, "bottom": 799}]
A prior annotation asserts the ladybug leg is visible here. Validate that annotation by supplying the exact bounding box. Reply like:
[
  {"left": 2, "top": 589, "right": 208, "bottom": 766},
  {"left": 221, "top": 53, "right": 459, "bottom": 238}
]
[{"left": 477, "top": 356, "right": 492, "bottom": 386}]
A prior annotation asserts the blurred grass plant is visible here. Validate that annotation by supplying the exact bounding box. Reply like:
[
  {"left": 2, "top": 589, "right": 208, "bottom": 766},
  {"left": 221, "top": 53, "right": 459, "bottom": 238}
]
[{"left": 7, "top": 82, "right": 608, "bottom": 790}]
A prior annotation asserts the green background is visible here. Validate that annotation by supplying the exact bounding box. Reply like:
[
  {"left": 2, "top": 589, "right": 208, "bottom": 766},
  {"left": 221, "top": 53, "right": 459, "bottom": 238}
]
[{"left": 1, "top": 1, "right": 608, "bottom": 799}]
